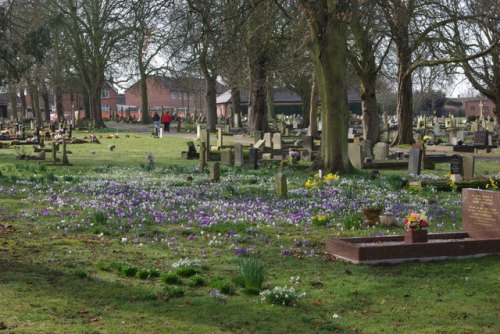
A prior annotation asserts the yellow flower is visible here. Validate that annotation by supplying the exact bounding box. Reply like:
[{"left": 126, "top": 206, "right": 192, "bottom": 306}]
[
  {"left": 324, "top": 173, "right": 340, "bottom": 182},
  {"left": 305, "top": 179, "right": 316, "bottom": 189}
]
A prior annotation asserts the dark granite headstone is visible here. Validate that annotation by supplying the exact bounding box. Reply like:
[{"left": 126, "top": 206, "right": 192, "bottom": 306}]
[
  {"left": 249, "top": 147, "right": 258, "bottom": 169},
  {"left": 473, "top": 131, "right": 487, "bottom": 147},
  {"left": 408, "top": 148, "right": 422, "bottom": 176},
  {"left": 450, "top": 154, "right": 463, "bottom": 175},
  {"left": 462, "top": 188, "right": 500, "bottom": 239}
]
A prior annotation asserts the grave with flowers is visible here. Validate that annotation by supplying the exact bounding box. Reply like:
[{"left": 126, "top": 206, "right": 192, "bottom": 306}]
[{"left": 325, "top": 188, "right": 500, "bottom": 264}]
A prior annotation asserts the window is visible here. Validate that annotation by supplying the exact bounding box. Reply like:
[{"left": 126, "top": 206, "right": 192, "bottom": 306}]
[
  {"left": 171, "top": 92, "right": 178, "bottom": 99},
  {"left": 101, "top": 104, "right": 110, "bottom": 112},
  {"left": 101, "top": 89, "right": 109, "bottom": 98}
]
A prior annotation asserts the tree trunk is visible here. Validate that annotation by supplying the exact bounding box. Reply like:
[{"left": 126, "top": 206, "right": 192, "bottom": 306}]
[
  {"left": 249, "top": 53, "right": 269, "bottom": 134},
  {"left": 495, "top": 98, "right": 500, "bottom": 127},
  {"left": 139, "top": 59, "right": 149, "bottom": 124},
  {"left": 361, "top": 74, "right": 380, "bottom": 143},
  {"left": 28, "top": 80, "right": 42, "bottom": 125},
  {"left": 42, "top": 86, "right": 50, "bottom": 122},
  {"left": 9, "top": 84, "right": 18, "bottom": 120},
  {"left": 309, "top": 12, "right": 351, "bottom": 172},
  {"left": 309, "top": 74, "right": 319, "bottom": 138},
  {"left": 20, "top": 89, "right": 27, "bottom": 118},
  {"left": 56, "top": 88, "right": 64, "bottom": 121},
  {"left": 205, "top": 76, "right": 217, "bottom": 132},
  {"left": 231, "top": 87, "right": 242, "bottom": 128},
  {"left": 393, "top": 55, "right": 414, "bottom": 145},
  {"left": 266, "top": 75, "right": 274, "bottom": 121}
]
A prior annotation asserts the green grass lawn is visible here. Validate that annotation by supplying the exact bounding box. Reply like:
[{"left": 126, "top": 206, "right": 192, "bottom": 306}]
[{"left": 0, "top": 132, "right": 499, "bottom": 334}]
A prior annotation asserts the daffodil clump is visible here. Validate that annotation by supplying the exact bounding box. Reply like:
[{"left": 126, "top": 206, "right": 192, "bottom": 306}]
[{"left": 485, "top": 178, "right": 499, "bottom": 191}]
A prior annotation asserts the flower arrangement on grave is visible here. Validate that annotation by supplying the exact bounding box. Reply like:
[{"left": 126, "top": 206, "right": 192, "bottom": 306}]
[
  {"left": 403, "top": 212, "right": 429, "bottom": 231},
  {"left": 324, "top": 173, "right": 340, "bottom": 184},
  {"left": 485, "top": 178, "right": 499, "bottom": 191}
]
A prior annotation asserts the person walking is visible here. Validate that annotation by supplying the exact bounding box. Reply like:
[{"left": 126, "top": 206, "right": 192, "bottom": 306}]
[
  {"left": 153, "top": 112, "right": 160, "bottom": 137},
  {"left": 161, "top": 111, "right": 172, "bottom": 132}
]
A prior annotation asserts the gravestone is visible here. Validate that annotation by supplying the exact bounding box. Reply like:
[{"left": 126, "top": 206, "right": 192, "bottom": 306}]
[
  {"left": 361, "top": 140, "right": 372, "bottom": 159},
  {"left": 263, "top": 133, "right": 272, "bottom": 148},
  {"left": 302, "top": 136, "right": 313, "bottom": 152},
  {"left": 373, "top": 142, "right": 389, "bottom": 161},
  {"left": 275, "top": 172, "right": 287, "bottom": 199},
  {"left": 473, "top": 131, "right": 487, "bottom": 147},
  {"left": 254, "top": 139, "right": 266, "bottom": 149},
  {"left": 234, "top": 144, "right": 243, "bottom": 167},
  {"left": 272, "top": 133, "right": 282, "bottom": 150},
  {"left": 249, "top": 147, "right": 258, "bottom": 169},
  {"left": 220, "top": 150, "right": 232, "bottom": 165},
  {"left": 462, "top": 189, "right": 500, "bottom": 239},
  {"left": 210, "top": 162, "right": 220, "bottom": 182},
  {"left": 348, "top": 128, "right": 354, "bottom": 140},
  {"left": 217, "top": 128, "right": 223, "bottom": 148},
  {"left": 348, "top": 143, "right": 363, "bottom": 169},
  {"left": 462, "top": 155, "right": 475, "bottom": 180},
  {"left": 380, "top": 131, "right": 389, "bottom": 142},
  {"left": 51, "top": 142, "right": 58, "bottom": 163},
  {"left": 470, "top": 121, "right": 478, "bottom": 133},
  {"left": 196, "top": 124, "right": 201, "bottom": 139},
  {"left": 450, "top": 154, "right": 463, "bottom": 175},
  {"left": 408, "top": 147, "right": 422, "bottom": 176},
  {"left": 61, "top": 141, "right": 70, "bottom": 166},
  {"left": 199, "top": 142, "right": 207, "bottom": 170},
  {"left": 486, "top": 122, "right": 495, "bottom": 132},
  {"left": 448, "top": 130, "right": 457, "bottom": 144},
  {"left": 456, "top": 130, "right": 465, "bottom": 142},
  {"left": 300, "top": 150, "right": 311, "bottom": 162},
  {"left": 254, "top": 131, "right": 263, "bottom": 143},
  {"left": 433, "top": 124, "right": 440, "bottom": 136},
  {"left": 183, "top": 141, "right": 199, "bottom": 159}
]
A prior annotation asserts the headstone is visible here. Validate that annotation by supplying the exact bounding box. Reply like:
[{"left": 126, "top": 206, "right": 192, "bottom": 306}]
[
  {"left": 61, "top": 141, "right": 70, "bottom": 165},
  {"left": 275, "top": 172, "right": 288, "bottom": 199},
  {"left": 361, "top": 140, "right": 372, "bottom": 159},
  {"left": 448, "top": 130, "right": 457, "bottom": 144},
  {"left": 220, "top": 150, "right": 232, "bottom": 165},
  {"left": 462, "top": 188, "right": 500, "bottom": 239},
  {"left": 210, "top": 162, "right": 220, "bottom": 182},
  {"left": 302, "top": 136, "right": 313, "bottom": 152},
  {"left": 300, "top": 150, "right": 311, "bottom": 162},
  {"left": 254, "top": 131, "right": 262, "bottom": 143},
  {"left": 196, "top": 124, "right": 201, "bottom": 139},
  {"left": 380, "top": 131, "right": 389, "bottom": 142},
  {"left": 433, "top": 124, "right": 440, "bottom": 136},
  {"left": 348, "top": 143, "right": 363, "bottom": 169},
  {"left": 462, "top": 155, "right": 475, "bottom": 180},
  {"left": 473, "top": 131, "right": 487, "bottom": 147},
  {"left": 408, "top": 147, "right": 422, "bottom": 176},
  {"left": 249, "top": 147, "right": 258, "bottom": 169},
  {"left": 234, "top": 144, "right": 243, "bottom": 167},
  {"left": 445, "top": 118, "right": 451, "bottom": 128},
  {"left": 470, "top": 121, "right": 478, "bottom": 133},
  {"left": 373, "top": 142, "right": 389, "bottom": 161},
  {"left": 263, "top": 132, "right": 272, "bottom": 148},
  {"left": 272, "top": 133, "right": 282, "bottom": 150},
  {"left": 456, "top": 130, "right": 465, "bottom": 142},
  {"left": 292, "top": 119, "right": 298, "bottom": 129},
  {"left": 217, "top": 128, "right": 223, "bottom": 148},
  {"left": 450, "top": 154, "right": 463, "bottom": 175},
  {"left": 254, "top": 139, "right": 265, "bottom": 149},
  {"left": 199, "top": 142, "right": 207, "bottom": 170},
  {"left": 348, "top": 128, "right": 354, "bottom": 140},
  {"left": 52, "top": 142, "right": 58, "bottom": 164}
]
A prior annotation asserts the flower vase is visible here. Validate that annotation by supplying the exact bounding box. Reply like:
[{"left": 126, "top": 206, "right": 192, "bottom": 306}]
[
  {"left": 362, "top": 208, "right": 382, "bottom": 226},
  {"left": 404, "top": 229, "right": 428, "bottom": 244}
]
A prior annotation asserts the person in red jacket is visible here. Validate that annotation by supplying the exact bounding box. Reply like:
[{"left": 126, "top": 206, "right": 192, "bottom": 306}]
[{"left": 161, "top": 112, "right": 172, "bottom": 132}]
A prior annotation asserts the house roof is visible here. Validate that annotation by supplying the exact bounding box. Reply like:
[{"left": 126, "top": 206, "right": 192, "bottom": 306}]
[
  {"left": 217, "top": 88, "right": 361, "bottom": 105},
  {"left": 126, "top": 75, "right": 226, "bottom": 94}
]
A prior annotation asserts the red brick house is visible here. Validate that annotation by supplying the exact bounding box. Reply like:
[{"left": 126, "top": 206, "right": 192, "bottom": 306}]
[
  {"left": 444, "top": 97, "right": 496, "bottom": 118},
  {"left": 125, "top": 76, "right": 225, "bottom": 118}
]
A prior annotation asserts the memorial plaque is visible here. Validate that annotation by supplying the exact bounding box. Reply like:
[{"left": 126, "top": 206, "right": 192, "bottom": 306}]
[
  {"left": 462, "top": 189, "right": 500, "bottom": 239},
  {"left": 450, "top": 154, "right": 463, "bottom": 175}
]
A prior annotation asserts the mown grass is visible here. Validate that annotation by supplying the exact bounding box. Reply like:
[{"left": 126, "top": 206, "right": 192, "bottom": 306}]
[{"left": 0, "top": 129, "right": 499, "bottom": 334}]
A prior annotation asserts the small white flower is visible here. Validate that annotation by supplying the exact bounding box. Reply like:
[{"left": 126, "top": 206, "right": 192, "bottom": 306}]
[{"left": 332, "top": 314, "right": 341, "bottom": 320}]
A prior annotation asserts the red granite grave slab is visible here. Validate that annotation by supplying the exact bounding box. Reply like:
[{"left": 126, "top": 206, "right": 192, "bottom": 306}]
[
  {"left": 325, "top": 233, "right": 500, "bottom": 264},
  {"left": 462, "top": 188, "right": 500, "bottom": 239}
]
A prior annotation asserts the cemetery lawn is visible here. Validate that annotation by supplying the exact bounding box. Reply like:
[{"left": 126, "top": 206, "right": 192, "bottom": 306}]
[{"left": 0, "top": 132, "right": 499, "bottom": 334}]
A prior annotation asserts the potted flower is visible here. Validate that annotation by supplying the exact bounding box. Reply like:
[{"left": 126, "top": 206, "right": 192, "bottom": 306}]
[
  {"left": 403, "top": 212, "right": 429, "bottom": 243},
  {"left": 323, "top": 173, "right": 340, "bottom": 185},
  {"left": 362, "top": 199, "right": 384, "bottom": 226}
]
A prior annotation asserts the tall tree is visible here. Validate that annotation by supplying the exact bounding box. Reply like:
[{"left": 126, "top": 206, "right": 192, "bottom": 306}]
[
  {"left": 300, "top": 0, "right": 352, "bottom": 172},
  {"left": 53, "top": 0, "right": 131, "bottom": 127}
]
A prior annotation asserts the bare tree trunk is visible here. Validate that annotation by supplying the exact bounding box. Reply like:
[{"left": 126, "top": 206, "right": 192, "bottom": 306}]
[
  {"left": 249, "top": 53, "right": 269, "bottom": 134},
  {"left": 205, "top": 76, "right": 217, "bottom": 132},
  {"left": 309, "top": 74, "right": 318, "bottom": 138},
  {"left": 20, "top": 89, "right": 27, "bottom": 118},
  {"left": 361, "top": 74, "right": 380, "bottom": 143},
  {"left": 9, "top": 83, "right": 18, "bottom": 120},
  {"left": 231, "top": 86, "right": 242, "bottom": 128},
  {"left": 56, "top": 88, "right": 64, "bottom": 121},
  {"left": 28, "top": 80, "right": 42, "bottom": 125},
  {"left": 393, "top": 45, "right": 414, "bottom": 145},
  {"left": 42, "top": 84, "right": 50, "bottom": 122},
  {"left": 139, "top": 58, "right": 149, "bottom": 124}
]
